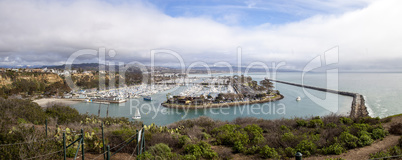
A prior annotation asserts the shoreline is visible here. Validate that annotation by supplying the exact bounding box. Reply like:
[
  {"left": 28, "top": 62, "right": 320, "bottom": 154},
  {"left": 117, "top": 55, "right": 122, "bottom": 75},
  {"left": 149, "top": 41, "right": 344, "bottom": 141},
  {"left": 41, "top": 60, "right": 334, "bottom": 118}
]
[
  {"left": 161, "top": 94, "right": 284, "bottom": 109},
  {"left": 33, "top": 98, "right": 84, "bottom": 107}
]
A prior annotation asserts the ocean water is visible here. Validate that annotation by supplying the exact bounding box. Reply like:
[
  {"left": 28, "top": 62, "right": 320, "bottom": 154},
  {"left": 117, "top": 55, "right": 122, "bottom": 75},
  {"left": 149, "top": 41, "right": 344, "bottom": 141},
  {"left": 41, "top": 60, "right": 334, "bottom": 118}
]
[{"left": 70, "top": 72, "right": 402, "bottom": 126}]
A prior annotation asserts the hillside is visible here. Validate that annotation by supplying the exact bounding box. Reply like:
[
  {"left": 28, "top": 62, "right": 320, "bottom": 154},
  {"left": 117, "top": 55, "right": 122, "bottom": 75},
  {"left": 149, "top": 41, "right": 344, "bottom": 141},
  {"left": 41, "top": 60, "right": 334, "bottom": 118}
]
[{"left": 0, "top": 98, "right": 401, "bottom": 160}]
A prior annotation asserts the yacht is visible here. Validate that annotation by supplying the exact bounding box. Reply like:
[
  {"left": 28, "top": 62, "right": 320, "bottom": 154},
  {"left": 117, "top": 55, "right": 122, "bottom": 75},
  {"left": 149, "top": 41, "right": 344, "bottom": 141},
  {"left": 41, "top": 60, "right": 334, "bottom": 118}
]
[
  {"left": 143, "top": 96, "right": 152, "bottom": 101},
  {"left": 296, "top": 96, "right": 301, "bottom": 101}
]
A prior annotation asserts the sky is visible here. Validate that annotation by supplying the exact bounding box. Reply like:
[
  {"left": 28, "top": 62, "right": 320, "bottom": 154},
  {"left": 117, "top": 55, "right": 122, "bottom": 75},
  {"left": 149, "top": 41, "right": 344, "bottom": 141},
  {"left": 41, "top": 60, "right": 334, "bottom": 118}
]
[{"left": 0, "top": 0, "right": 401, "bottom": 71}]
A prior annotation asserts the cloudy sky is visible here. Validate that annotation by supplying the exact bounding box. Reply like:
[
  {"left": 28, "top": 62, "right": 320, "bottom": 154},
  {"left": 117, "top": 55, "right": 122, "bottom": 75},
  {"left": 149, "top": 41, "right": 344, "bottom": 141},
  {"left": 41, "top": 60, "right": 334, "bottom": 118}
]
[{"left": 0, "top": 0, "right": 401, "bottom": 71}]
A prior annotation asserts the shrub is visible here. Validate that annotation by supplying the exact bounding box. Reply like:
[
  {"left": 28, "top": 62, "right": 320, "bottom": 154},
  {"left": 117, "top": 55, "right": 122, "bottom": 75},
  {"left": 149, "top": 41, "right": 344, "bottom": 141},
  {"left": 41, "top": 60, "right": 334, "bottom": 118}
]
[
  {"left": 259, "top": 145, "right": 279, "bottom": 158},
  {"left": 388, "top": 146, "right": 402, "bottom": 156},
  {"left": 399, "top": 136, "right": 402, "bottom": 147},
  {"left": 212, "top": 124, "right": 249, "bottom": 147},
  {"left": 215, "top": 147, "right": 233, "bottom": 160},
  {"left": 339, "top": 131, "right": 358, "bottom": 149},
  {"left": 296, "top": 120, "right": 308, "bottom": 127},
  {"left": 358, "top": 133, "right": 374, "bottom": 147},
  {"left": 245, "top": 145, "right": 260, "bottom": 155},
  {"left": 0, "top": 98, "right": 47, "bottom": 125},
  {"left": 184, "top": 141, "right": 218, "bottom": 159},
  {"left": 389, "top": 123, "right": 402, "bottom": 135},
  {"left": 351, "top": 123, "right": 372, "bottom": 132},
  {"left": 139, "top": 143, "right": 176, "bottom": 160},
  {"left": 17, "top": 118, "right": 28, "bottom": 124},
  {"left": 321, "top": 143, "right": 345, "bottom": 155},
  {"left": 308, "top": 119, "right": 324, "bottom": 128},
  {"left": 45, "top": 105, "right": 82, "bottom": 124},
  {"left": 339, "top": 117, "right": 353, "bottom": 125},
  {"left": 369, "top": 150, "right": 391, "bottom": 159},
  {"left": 202, "top": 132, "right": 211, "bottom": 140},
  {"left": 326, "top": 122, "right": 337, "bottom": 128},
  {"left": 233, "top": 141, "right": 245, "bottom": 153},
  {"left": 280, "top": 125, "right": 291, "bottom": 132},
  {"left": 358, "top": 117, "right": 380, "bottom": 125},
  {"left": 284, "top": 147, "right": 296, "bottom": 157},
  {"left": 179, "top": 135, "right": 191, "bottom": 147},
  {"left": 281, "top": 132, "right": 296, "bottom": 142},
  {"left": 244, "top": 124, "right": 265, "bottom": 145},
  {"left": 295, "top": 140, "right": 317, "bottom": 156},
  {"left": 371, "top": 127, "right": 388, "bottom": 140}
]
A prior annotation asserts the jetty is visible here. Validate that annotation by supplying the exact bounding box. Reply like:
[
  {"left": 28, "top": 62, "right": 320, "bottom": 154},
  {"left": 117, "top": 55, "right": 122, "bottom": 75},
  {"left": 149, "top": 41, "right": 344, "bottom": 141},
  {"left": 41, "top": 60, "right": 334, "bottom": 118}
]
[{"left": 268, "top": 79, "right": 369, "bottom": 118}]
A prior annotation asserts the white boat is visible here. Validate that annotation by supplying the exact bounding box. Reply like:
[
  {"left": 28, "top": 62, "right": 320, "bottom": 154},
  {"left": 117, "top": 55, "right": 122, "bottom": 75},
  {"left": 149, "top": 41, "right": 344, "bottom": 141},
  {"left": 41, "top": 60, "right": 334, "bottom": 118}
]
[
  {"left": 132, "top": 108, "right": 141, "bottom": 119},
  {"left": 296, "top": 96, "right": 301, "bottom": 101}
]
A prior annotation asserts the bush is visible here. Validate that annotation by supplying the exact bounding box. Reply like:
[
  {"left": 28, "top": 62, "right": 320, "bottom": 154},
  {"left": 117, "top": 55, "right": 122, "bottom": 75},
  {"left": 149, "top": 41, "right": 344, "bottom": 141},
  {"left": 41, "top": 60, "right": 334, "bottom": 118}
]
[
  {"left": 339, "top": 131, "right": 358, "bottom": 149},
  {"left": 184, "top": 141, "right": 218, "bottom": 159},
  {"left": 308, "top": 119, "right": 324, "bottom": 128},
  {"left": 399, "top": 136, "right": 402, "bottom": 148},
  {"left": 0, "top": 98, "right": 47, "bottom": 125},
  {"left": 326, "top": 122, "right": 337, "bottom": 128},
  {"left": 280, "top": 125, "right": 291, "bottom": 132},
  {"left": 295, "top": 140, "right": 317, "bottom": 156},
  {"left": 245, "top": 145, "right": 260, "bottom": 155},
  {"left": 244, "top": 124, "right": 265, "bottom": 145},
  {"left": 139, "top": 143, "right": 176, "bottom": 160},
  {"left": 212, "top": 124, "right": 249, "bottom": 147},
  {"left": 339, "top": 117, "right": 353, "bottom": 125},
  {"left": 389, "top": 123, "right": 402, "bottom": 135},
  {"left": 369, "top": 150, "right": 391, "bottom": 159},
  {"left": 284, "top": 147, "right": 296, "bottom": 157},
  {"left": 281, "top": 132, "right": 296, "bottom": 142},
  {"left": 179, "top": 135, "right": 191, "bottom": 147},
  {"left": 202, "top": 132, "right": 211, "bottom": 140},
  {"left": 45, "top": 105, "right": 82, "bottom": 124},
  {"left": 371, "top": 127, "right": 388, "bottom": 140},
  {"left": 358, "top": 133, "right": 374, "bottom": 147},
  {"left": 321, "top": 143, "right": 345, "bottom": 155},
  {"left": 369, "top": 145, "right": 402, "bottom": 159},
  {"left": 259, "top": 145, "right": 279, "bottom": 158},
  {"left": 351, "top": 123, "right": 372, "bottom": 133},
  {"left": 233, "top": 141, "right": 245, "bottom": 153},
  {"left": 296, "top": 120, "right": 308, "bottom": 127}
]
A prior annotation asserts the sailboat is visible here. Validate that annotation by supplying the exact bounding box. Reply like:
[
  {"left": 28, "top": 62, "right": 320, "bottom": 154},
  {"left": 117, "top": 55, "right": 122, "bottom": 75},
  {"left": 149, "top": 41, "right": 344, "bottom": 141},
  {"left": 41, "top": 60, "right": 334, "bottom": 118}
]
[{"left": 132, "top": 108, "right": 141, "bottom": 120}]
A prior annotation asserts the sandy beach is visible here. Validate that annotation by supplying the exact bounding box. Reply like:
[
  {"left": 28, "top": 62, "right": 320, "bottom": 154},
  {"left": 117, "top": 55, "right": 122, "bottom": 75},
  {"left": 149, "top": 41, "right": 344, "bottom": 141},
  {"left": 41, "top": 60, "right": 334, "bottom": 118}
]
[{"left": 33, "top": 98, "right": 84, "bottom": 107}]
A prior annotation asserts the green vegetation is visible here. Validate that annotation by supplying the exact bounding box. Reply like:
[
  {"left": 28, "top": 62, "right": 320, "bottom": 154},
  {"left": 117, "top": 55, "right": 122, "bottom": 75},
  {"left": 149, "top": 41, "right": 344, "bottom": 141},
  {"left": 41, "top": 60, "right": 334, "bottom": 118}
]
[
  {"left": 0, "top": 98, "right": 397, "bottom": 159},
  {"left": 369, "top": 136, "right": 402, "bottom": 159},
  {"left": 0, "top": 72, "right": 71, "bottom": 97}
]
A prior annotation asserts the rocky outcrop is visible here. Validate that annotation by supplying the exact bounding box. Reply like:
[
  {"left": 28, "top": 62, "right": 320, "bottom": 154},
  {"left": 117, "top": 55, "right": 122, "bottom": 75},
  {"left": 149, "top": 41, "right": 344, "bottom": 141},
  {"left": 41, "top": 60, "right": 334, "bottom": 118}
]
[{"left": 350, "top": 94, "right": 369, "bottom": 118}]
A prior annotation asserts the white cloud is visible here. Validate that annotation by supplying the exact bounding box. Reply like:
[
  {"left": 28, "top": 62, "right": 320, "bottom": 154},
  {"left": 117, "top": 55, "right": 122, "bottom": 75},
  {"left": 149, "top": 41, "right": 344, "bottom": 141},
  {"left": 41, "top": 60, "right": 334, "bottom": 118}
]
[{"left": 0, "top": 0, "right": 401, "bottom": 71}]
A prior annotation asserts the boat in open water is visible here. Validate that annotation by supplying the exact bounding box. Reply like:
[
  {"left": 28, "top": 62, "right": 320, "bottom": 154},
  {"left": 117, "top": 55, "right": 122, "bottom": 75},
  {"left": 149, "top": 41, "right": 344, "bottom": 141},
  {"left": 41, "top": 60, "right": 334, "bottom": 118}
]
[
  {"left": 143, "top": 96, "right": 152, "bottom": 101},
  {"left": 132, "top": 108, "right": 141, "bottom": 119}
]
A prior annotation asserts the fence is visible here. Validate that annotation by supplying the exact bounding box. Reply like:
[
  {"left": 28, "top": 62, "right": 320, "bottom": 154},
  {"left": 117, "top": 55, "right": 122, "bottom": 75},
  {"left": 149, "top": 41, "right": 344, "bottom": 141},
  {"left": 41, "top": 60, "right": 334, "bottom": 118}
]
[{"left": 0, "top": 119, "right": 145, "bottom": 160}]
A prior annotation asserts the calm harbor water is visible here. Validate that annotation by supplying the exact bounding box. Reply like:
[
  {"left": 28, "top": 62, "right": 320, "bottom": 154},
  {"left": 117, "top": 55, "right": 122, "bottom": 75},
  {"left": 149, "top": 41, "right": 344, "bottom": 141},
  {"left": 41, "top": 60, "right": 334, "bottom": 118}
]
[{"left": 71, "top": 72, "right": 402, "bottom": 126}]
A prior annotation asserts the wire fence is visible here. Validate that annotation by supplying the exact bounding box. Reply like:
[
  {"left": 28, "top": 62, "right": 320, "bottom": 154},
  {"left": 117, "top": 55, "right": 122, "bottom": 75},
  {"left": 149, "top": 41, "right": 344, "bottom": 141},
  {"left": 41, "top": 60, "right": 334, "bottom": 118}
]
[
  {"left": 369, "top": 154, "right": 402, "bottom": 160},
  {"left": 0, "top": 124, "right": 145, "bottom": 160},
  {"left": 0, "top": 137, "right": 57, "bottom": 147},
  {"left": 23, "top": 150, "right": 63, "bottom": 160}
]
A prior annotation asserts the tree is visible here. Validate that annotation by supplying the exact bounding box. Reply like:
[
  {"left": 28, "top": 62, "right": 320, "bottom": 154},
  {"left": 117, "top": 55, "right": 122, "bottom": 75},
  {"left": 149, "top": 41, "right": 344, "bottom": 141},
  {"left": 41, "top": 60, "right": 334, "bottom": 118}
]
[{"left": 260, "top": 79, "right": 274, "bottom": 92}]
